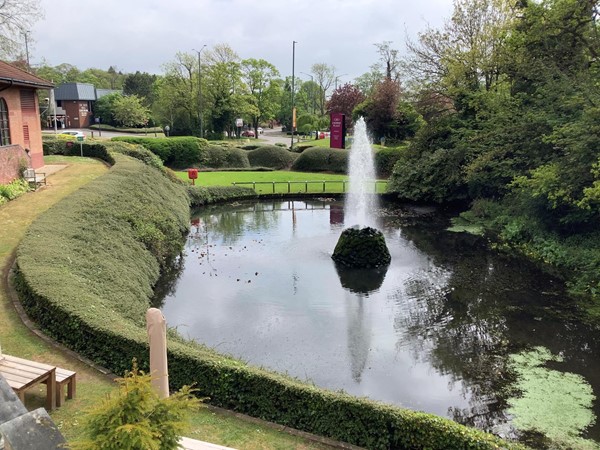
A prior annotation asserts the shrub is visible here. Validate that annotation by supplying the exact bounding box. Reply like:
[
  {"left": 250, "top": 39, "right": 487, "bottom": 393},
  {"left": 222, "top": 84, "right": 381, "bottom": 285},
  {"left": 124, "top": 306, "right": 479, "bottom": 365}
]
[
  {"left": 204, "top": 145, "right": 250, "bottom": 169},
  {"left": 112, "top": 137, "right": 209, "bottom": 169},
  {"left": 247, "top": 145, "right": 299, "bottom": 170},
  {"left": 0, "top": 179, "right": 30, "bottom": 201},
  {"left": 68, "top": 362, "right": 202, "bottom": 450},
  {"left": 291, "top": 147, "right": 349, "bottom": 173},
  {"left": 102, "top": 141, "right": 164, "bottom": 170},
  {"left": 375, "top": 146, "right": 406, "bottom": 178}
]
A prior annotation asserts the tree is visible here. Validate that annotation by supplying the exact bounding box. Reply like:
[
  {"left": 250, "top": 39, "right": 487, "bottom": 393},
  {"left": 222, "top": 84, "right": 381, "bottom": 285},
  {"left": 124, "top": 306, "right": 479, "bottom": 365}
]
[
  {"left": 0, "top": 0, "right": 42, "bottom": 60},
  {"left": 375, "top": 41, "right": 402, "bottom": 82},
  {"left": 93, "top": 92, "right": 122, "bottom": 127},
  {"left": 241, "top": 58, "right": 281, "bottom": 137},
  {"left": 124, "top": 71, "right": 158, "bottom": 106},
  {"left": 326, "top": 83, "right": 365, "bottom": 129},
  {"left": 311, "top": 63, "right": 335, "bottom": 116},
  {"left": 112, "top": 95, "right": 150, "bottom": 128}
]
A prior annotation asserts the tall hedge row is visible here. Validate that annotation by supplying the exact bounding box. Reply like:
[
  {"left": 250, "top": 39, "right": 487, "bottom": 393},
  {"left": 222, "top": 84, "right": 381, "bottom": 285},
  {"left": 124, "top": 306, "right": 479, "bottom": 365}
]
[
  {"left": 15, "top": 148, "right": 521, "bottom": 449},
  {"left": 111, "top": 136, "right": 209, "bottom": 169},
  {"left": 247, "top": 145, "right": 299, "bottom": 169}
]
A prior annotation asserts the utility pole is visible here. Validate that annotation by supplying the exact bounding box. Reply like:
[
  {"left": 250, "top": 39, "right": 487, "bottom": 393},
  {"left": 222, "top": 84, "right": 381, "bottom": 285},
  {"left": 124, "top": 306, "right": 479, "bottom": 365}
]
[
  {"left": 194, "top": 45, "right": 207, "bottom": 138},
  {"left": 334, "top": 73, "right": 347, "bottom": 91},
  {"left": 291, "top": 41, "right": 297, "bottom": 150}
]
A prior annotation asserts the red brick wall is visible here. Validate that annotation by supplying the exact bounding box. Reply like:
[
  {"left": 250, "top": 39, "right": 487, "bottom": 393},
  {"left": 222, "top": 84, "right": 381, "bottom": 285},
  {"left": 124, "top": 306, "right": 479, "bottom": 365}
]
[
  {"left": 0, "top": 144, "right": 29, "bottom": 183},
  {"left": 0, "top": 86, "right": 45, "bottom": 177}
]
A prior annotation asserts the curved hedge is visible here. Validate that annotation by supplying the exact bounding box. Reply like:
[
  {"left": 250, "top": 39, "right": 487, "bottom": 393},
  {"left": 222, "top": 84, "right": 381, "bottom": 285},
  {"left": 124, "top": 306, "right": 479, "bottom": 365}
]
[
  {"left": 204, "top": 145, "right": 250, "bottom": 169},
  {"left": 291, "top": 147, "right": 349, "bottom": 173},
  {"left": 111, "top": 136, "right": 209, "bottom": 169},
  {"left": 15, "top": 148, "right": 521, "bottom": 450},
  {"left": 247, "top": 145, "right": 299, "bottom": 170}
]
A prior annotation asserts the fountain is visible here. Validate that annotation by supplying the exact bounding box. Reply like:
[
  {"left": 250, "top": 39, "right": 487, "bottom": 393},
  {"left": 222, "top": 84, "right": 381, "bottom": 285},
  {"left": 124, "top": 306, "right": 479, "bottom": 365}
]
[{"left": 332, "top": 117, "right": 391, "bottom": 269}]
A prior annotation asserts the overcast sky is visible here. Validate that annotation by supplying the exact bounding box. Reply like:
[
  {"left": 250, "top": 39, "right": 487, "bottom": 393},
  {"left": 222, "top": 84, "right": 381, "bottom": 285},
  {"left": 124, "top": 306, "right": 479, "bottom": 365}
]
[{"left": 31, "top": 0, "right": 454, "bottom": 82}]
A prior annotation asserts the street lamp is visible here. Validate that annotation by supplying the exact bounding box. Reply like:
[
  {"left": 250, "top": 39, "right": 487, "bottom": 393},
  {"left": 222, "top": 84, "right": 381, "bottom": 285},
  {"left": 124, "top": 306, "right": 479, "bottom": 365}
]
[
  {"left": 334, "top": 73, "right": 348, "bottom": 90},
  {"left": 291, "top": 40, "right": 297, "bottom": 150},
  {"left": 193, "top": 45, "right": 207, "bottom": 137}
]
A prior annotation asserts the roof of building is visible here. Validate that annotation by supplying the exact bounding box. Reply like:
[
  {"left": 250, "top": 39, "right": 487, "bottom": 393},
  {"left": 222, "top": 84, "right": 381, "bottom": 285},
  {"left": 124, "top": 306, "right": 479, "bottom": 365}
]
[
  {"left": 54, "top": 83, "right": 97, "bottom": 101},
  {"left": 0, "top": 61, "right": 54, "bottom": 89}
]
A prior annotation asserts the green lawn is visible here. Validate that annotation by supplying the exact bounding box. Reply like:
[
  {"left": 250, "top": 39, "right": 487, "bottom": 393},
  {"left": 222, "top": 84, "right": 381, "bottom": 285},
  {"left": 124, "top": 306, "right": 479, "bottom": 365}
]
[{"left": 178, "top": 170, "right": 388, "bottom": 194}]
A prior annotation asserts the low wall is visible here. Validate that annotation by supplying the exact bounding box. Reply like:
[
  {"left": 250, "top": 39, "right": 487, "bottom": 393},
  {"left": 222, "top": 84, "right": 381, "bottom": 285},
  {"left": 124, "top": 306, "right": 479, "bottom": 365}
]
[{"left": 0, "top": 145, "right": 29, "bottom": 184}]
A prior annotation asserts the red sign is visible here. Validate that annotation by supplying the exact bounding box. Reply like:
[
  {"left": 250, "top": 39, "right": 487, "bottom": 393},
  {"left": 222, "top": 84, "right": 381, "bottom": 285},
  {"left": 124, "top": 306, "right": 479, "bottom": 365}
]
[{"left": 330, "top": 113, "right": 346, "bottom": 149}]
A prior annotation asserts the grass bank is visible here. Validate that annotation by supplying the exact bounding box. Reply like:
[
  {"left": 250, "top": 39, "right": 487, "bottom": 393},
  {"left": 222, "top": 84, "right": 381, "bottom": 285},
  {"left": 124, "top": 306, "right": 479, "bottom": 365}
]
[{"left": 0, "top": 156, "right": 335, "bottom": 449}]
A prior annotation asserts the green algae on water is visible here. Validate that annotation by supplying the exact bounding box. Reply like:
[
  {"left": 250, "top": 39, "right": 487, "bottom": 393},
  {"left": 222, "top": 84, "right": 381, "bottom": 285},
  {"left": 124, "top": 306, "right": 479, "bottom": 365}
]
[{"left": 507, "top": 346, "right": 598, "bottom": 449}]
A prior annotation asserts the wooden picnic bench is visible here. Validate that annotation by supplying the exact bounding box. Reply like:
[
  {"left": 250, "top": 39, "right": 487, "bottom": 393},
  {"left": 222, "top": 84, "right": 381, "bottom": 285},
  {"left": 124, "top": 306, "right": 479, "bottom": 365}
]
[
  {"left": 0, "top": 355, "right": 77, "bottom": 409},
  {"left": 0, "top": 355, "right": 55, "bottom": 411}
]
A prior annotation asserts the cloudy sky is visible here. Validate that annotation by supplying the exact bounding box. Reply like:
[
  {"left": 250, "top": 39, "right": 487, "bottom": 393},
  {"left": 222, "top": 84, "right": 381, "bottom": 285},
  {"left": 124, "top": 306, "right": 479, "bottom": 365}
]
[{"left": 31, "top": 0, "right": 454, "bottom": 82}]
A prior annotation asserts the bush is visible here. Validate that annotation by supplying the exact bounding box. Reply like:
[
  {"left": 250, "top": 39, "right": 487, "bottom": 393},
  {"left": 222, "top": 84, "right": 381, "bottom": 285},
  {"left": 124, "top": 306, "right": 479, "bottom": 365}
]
[
  {"left": 375, "top": 146, "right": 406, "bottom": 178},
  {"left": 102, "top": 141, "right": 164, "bottom": 170},
  {"left": 0, "top": 179, "right": 30, "bottom": 201},
  {"left": 291, "top": 147, "right": 349, "bottom": 173},
  {"left": 247, "top": 146, "right": 298, "bottom": 169},
  {"left": 112, "top": 137, "right": 209, "bottom": 169},
  {"left": 203, "top": 145, "right": 250, "bottom": 169}
]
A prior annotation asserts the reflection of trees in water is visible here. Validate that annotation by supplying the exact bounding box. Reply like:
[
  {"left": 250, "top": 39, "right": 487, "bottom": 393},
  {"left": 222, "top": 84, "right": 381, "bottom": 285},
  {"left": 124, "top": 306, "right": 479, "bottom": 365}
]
[{"left": 151, "top": 254, "right": 186, "bottom": 309}]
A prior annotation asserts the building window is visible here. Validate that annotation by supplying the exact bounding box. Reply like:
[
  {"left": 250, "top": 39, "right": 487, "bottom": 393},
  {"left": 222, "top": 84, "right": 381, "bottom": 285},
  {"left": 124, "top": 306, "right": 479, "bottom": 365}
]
[
  {"left": 20, "top": 90, "right": 36, "bottom": 112},
  {"left": 0, "top": 98, "right": 10, "bottom": 146}
]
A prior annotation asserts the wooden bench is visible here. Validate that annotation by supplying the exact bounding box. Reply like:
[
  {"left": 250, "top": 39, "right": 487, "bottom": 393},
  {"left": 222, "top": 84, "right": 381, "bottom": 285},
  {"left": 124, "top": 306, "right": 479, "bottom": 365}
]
[
  {"left": 53, "top": 367, "right": 76, "bottom": 407},
  {"left": 22, "top": 168, "right": 46, "bottom": 188},
  {"left": 0, "top": 355, "right": 55, "bottom": 411}
]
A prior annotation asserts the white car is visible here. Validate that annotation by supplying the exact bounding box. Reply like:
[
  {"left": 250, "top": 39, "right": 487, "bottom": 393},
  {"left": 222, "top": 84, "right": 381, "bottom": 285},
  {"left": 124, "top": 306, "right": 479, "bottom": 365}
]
[
  {"left": 257, "top": 127, "right": 264, "bottom": 134},
  {"left": 60, "top": 130, "right": 85, "bottom": 139}
]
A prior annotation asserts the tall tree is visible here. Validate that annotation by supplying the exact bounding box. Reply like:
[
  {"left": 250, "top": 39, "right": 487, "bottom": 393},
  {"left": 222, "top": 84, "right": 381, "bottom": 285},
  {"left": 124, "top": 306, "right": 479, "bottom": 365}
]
[
  {"left": 326, "top": 83, "right": 365, "bottom": 129},
  {"left": 241, "top": 58, "right": 281, "bottom": 137},
  {"left": 311, "top": 63, "right": 335, "bottom": 116},
  {"left": 112, "top": 94, "right": 150, "bottom": 128},
  {"left": 0, "top": 0, "right": 42, "bottom": 60},
  {"left": 375, "top": 41, "right": 402, "bottom": 81},
  {"left": 123, "top": 71, "right": 158, "bottom": 106}
]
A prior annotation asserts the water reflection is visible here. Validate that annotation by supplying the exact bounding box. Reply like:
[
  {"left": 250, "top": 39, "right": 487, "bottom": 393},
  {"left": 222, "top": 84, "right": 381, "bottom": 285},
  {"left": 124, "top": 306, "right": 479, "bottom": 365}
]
[{"left": 158, "top": 199, "right": 600, "bottom": 445}]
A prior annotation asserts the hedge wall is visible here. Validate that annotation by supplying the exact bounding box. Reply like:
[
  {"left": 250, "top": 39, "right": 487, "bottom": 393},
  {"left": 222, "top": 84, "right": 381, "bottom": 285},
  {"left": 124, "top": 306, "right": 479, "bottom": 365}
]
[
  {"left": 247, "top": 145, "right": 299, "bottom": 170},
  {"left": 111, "top": 136, "right": 209, "bottom": 169},
  {"left": 15, "top": 148, "right": 522, "bottom": 450},
  {"left": 291, "top": 147, "right": 349, "bottom": 173}
]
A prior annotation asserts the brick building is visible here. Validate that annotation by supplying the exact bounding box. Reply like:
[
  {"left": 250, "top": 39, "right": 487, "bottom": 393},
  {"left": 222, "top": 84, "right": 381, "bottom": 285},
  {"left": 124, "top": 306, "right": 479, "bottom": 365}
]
[
  {"left": 51, "top": 83, "right": 120, "bottom": 128},
  {"left": 0, "top": 61, "right": 53, "bottom": 183}
]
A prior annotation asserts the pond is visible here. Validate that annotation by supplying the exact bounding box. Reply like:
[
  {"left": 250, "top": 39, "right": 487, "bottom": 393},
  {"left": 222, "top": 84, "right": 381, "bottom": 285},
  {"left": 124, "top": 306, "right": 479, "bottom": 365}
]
[{"left": 158, "top": 198, "right": 600, "bottom": 447}]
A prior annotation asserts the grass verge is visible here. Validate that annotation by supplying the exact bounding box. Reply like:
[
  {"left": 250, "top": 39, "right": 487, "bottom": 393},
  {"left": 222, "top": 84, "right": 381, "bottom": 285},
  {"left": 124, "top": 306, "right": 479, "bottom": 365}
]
[{"left": 0, "top": 155, "right": 336, "bottom": 449}]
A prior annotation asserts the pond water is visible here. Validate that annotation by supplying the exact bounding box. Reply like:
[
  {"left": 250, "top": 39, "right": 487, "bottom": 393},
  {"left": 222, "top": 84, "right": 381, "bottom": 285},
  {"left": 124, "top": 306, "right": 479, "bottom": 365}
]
[{"left": 158, "top": 199, "right": 600, "bottom": 445}]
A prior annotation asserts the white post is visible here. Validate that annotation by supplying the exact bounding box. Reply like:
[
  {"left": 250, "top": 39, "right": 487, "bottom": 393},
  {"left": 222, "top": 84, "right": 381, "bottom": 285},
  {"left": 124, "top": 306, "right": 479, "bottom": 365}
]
[
  {"left": 50, "top": 88, "right": 58, "bottom": 135},
  {"left": 146, "top": 308, "right": 169, "bottom": 398}
]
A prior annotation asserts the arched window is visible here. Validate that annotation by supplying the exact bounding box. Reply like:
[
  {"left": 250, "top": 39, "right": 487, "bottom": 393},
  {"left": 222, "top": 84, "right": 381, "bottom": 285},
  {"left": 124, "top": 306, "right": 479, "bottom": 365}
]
[{"left": 0, "top": 98, "right": 10, "bottom": 146}]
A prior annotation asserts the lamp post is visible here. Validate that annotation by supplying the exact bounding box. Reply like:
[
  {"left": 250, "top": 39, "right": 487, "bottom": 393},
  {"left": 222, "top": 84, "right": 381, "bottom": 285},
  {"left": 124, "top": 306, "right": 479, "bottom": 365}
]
[
  {"left": 334, "top": 73, "right": 348, "bottom": 91},
  {"left": 194, "top": 45, "right": 207, "bottom": 137},
  {"left": 291, "top": 41, "right": 297, "bottom": 150}
]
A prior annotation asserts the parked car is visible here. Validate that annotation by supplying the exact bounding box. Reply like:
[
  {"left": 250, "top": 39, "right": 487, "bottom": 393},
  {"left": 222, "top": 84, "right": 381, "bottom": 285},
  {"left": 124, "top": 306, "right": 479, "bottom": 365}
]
[
  {"left": 60, "top": 130, "right": 85, "bottom": 139},
  {"left": 257, "top": 127, "right": 264, "bottom": 134},
  {"left": 241, "top": 130, "right": 255, "bottom": 137}
]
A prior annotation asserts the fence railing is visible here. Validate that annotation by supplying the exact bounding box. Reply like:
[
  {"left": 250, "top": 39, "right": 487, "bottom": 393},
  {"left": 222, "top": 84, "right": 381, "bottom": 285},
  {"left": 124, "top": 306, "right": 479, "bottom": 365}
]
[{"left": 231, "top": 180, "right": 388, "bottom": 194}]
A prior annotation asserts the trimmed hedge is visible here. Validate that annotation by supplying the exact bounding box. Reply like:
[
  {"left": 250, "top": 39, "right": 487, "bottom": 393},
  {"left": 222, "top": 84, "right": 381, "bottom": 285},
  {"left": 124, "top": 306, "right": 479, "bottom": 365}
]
[
  {"left": 15, "top": 146, "right": 522, "bottom": 449},
  {"left": 204, "top": 145, "right": 250, "bottom": 169},
  {"left": 111, "top": 136, "right": 209, "bottom": 169},
  {"left": 247, "top": 145, "right": 299, "bottom": 170},
  {"left": 291, "top": 147, "right": 349, "bottom": 173},
  {"left": 375, "top": 147, "right": 406, "bottom": 178},
  {"left": 187, "top": 185, "right": 257, "bottom": 207}
]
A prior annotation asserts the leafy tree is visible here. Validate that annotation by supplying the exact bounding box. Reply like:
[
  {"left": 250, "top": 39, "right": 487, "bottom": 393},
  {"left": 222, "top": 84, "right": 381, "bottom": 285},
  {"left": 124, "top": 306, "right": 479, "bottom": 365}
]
[
  {"left": 326, "top": 83, "right": 365, "bottom": 129},
  {"left": 68, "top": 362, "right": 202, "bottom": 450},
  {"left": 112, "top": 95, "right": 150, "bottom": 128},
  {"left": 124, "top": 71, "right": 158, "bottom": 106},
  {"left": 93, "top": 92, "right": 122, "bottom": 127},
  {"left": 354, "top": 65, "right": 384, "bottom": 96},
  {"left": 374, "top": 41, "right": 402, "bottom": 82},
  {"left": 241, "top": 58, "right": 281, "bottom": 137}
]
